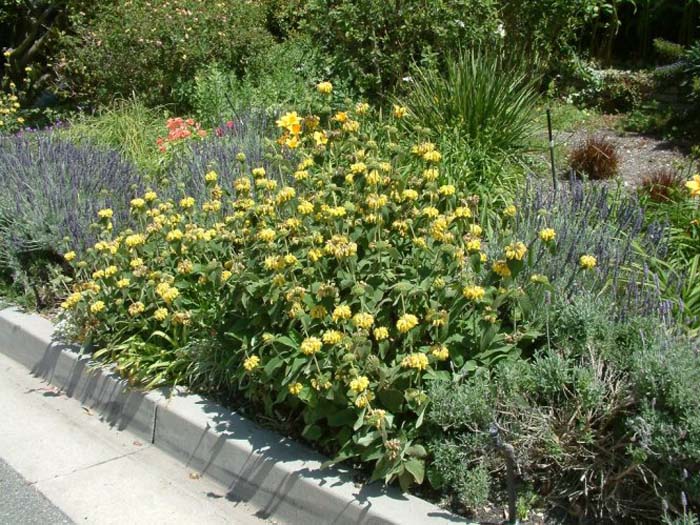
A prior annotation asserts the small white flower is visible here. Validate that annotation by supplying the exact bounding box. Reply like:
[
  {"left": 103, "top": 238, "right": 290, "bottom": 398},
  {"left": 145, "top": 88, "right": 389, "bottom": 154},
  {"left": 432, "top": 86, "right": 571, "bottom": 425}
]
[
  {"left": 402, "top": 76, "right": 414, "bottom": 83},
  {"left": 496, "top": 23, "right": 506, "bottom": 39},
  {"left": 455, "top": 19, "right": 465, "bottom": 28}
]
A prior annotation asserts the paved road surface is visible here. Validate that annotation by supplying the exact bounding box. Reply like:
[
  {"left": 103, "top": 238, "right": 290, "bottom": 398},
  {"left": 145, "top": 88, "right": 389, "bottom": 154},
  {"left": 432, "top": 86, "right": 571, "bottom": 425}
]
[
  {"left": 0, "top": 351, "right": 275, "bottom": 525},
  {"left": 0, "top": 458, "right": 73, "bottom": 524}
]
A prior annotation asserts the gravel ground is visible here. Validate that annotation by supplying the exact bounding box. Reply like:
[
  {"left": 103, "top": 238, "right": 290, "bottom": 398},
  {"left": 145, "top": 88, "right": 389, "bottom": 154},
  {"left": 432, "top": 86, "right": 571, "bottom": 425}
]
[
  {"left": 0, "top": 458, "right": 73, "bottom": 525},
  {"left": 556, "top": 127, "right": 691, "bottom": 188}
]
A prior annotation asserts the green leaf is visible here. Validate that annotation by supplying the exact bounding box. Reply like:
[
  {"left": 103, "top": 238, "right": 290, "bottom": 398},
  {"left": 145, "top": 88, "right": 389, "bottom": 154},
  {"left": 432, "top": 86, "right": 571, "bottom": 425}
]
[
  {"left": 263, "top": 356, "right": 284, "bottom": 376},
  {"left": 370, "top": 455, "right": 392, "bottom": 483},
  {"left": 426, "top": 466, "right": 445, "bottom": 489},
  {"left": 327, "top": 408, "right": 356, "bottom": 427},
  {"left": 415, "top": 402, "right": 428, "bottom": 428},
  {"left": 321, "top": 448, "right": 357, "bottom": 470},
  {"left": 404, "top": 458, "right": 425, "bottom": 485},
  {"left": 275, "top": 335, "right": 298, "bottom": 349},
  {"left": 355, "top": 430, "right": 380, "bottom": 447},
  {"left": 302, "top": 424, "right": 322, "bottom": 441},
  {"left": 377, "top": 388, "right": 404, "bottom": 412},
  {"left": 479, "top": 323, "right": 497, "bottom": 351},
  {"left": 353, "top": 407, "right": 366, "bottom": 430},
  {"left": 405, "top": 444, "right": 427, "bottom": 458},
  {"left": 283, "top": 357, "right": 308, "bottom": 383},
  {"left": 423, "top": 369, "right": 451, "bottom": 382},
  {"left": 297, "top": 385, "right": 314, "bottom": 403},
  {"left": 397, "top": 469, "right": 413, "bottom": 491}
]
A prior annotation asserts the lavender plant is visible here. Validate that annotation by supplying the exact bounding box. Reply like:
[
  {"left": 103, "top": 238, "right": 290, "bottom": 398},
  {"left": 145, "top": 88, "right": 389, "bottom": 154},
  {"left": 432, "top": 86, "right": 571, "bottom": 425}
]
[
  {"left": 0, "top": 134, "right": 143, "bottom": 269},
  {"left": 163, "top": 109, "right": 284, "bottom": 202},
  {"left": 510, "top": 175, "right": 674, "bottom": 323}
]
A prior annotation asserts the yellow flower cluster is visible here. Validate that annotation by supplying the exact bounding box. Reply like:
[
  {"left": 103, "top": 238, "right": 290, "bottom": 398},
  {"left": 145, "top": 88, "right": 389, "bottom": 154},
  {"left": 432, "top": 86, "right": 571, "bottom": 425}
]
[
  {"left": 128, "top": 302, "right": 145, "bottom": 316},
  {"left": 90, "top": 301, "right": 106, "bottom": 314},
  {"left": 430, "top": 344, "right": 449, "bottom": 361},
  {"left": 349, "top": 376, "right": 370, "bottom": 393},
  {"left": 61, "top": 292, "right": 83, "bottom": 310},
  {"left": 463, "top": 285, "right": 485, "bottom": 301},
  {"left": 373, "top": 327, "right": 389, "bottom": 340},
  {"left": 352, "top": 312, "right": 374, "bottom": 330},
  {"left": 324, "top": 235, "right": 357, "bottom": 259},
  {"left": 332, "top": 304, "right": 352, "bottom": 322},
  {"left": 505, "top": 241, "right": 527, "bottom": 261},
  {"left": 322, "top": 330, "right": 343, "bottom": 344},
  {"left": 579, "top": 254, "right": 597, "bottom": 270},
  {"left": 156, "top": 282, "right": 179, "bottom": 303},
  {"left": 243, "top": 355, "right": 260, "bottom": 372},
  {"left": 401, "top": 352, "right": 429, "bottom": 370},
  {"left": 300, "top": 337, "right": 322, "bottom": 356},
  {"left": 539, "top": 228, "right": 556, "bottom": 242},
  {"left": 396, "top": 314, "right": 419, "bottom": 333}
]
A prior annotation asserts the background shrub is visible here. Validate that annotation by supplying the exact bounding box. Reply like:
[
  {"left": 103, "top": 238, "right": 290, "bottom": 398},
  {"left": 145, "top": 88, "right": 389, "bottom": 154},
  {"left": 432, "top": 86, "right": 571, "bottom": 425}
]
[
  {"left": 500, "top": 0, "right": 599, "bottom": 65},
  {"left": 54, "top": 0, "right": 274, "bottom": 107},
  {"left": 179, "top": 39, "right": 351, "bottom": 124},
  {"left": 296, "top": 0, "right": 501, "bottom": 96}
]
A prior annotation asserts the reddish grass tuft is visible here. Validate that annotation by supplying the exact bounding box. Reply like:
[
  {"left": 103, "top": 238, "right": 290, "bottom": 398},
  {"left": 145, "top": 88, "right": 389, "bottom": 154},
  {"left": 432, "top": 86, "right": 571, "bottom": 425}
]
[
  {"left": 568, "top": 135, "right": 619, "bottom": 180},
  {"left": 638, "top": 167, "right": 683, "bottom": 202}
]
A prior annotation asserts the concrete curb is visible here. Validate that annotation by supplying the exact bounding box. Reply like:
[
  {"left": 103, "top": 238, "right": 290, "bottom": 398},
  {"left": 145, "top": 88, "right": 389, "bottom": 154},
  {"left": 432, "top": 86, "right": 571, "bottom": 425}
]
[{"left": 0, "top": 307, "right": 464, "bottom": 525}]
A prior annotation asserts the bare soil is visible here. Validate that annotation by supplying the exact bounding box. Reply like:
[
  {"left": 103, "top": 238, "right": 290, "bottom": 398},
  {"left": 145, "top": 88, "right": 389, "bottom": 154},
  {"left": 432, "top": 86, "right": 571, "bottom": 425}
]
[{"left": 555, "top": 125, "right": 692, "bottom": 188}]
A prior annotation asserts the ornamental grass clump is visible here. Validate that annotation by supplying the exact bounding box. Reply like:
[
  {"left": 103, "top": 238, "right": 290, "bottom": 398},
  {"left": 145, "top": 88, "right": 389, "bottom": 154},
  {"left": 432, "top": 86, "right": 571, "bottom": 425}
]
[
  {"left": 639, "top": 166, "right": 683, "bottom": 203},
  {"left": 59, "top": 85, "right": 622, "bottom": 491},
  {"left": 403, "top": 48, "right": 540, "bottom": 157},
  {"left": 569, "top": 134, "right": 619, "bottom": 180}
]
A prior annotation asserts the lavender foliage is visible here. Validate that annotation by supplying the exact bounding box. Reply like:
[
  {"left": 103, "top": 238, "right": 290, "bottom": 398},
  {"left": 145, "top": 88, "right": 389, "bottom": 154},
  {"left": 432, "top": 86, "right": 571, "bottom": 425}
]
[
  {"left": 512, "top": 175, "right": 675, "bottom": 323},
  {"left": 164, "top": 109, "right": 288, "bottom": 203},
  {"left": 0, "top": 133, "right": 143, "bottom": 265}
]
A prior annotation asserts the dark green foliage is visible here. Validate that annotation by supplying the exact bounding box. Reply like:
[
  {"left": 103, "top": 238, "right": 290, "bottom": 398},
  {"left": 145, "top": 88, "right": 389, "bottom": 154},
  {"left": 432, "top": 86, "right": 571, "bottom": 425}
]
[
  {"left": 654, "top": 38, "right": 686, "bottom": 63},
  {"left": 0, "top": 1, "right": 94, "bottom": 94},
  {"left": 501, "top": 0, "right": 601, "bottom": 65},
  {"left": 53, "top": 0, "right": 275, "bottom": 107},
  {"left": 296, "top": 0, "right": 501, "bottom": 96}
]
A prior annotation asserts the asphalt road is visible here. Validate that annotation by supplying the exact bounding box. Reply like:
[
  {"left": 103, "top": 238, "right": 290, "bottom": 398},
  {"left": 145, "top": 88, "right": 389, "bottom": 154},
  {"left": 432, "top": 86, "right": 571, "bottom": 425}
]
[{"left": 0, "top": 458, "right": 73, "bottom": 525}]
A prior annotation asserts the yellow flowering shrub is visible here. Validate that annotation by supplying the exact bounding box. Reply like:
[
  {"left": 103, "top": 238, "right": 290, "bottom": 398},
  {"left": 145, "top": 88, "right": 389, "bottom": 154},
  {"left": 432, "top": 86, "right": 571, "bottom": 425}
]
[{"left": 60, "top": 91, "right": 586, "bottom": 490}]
